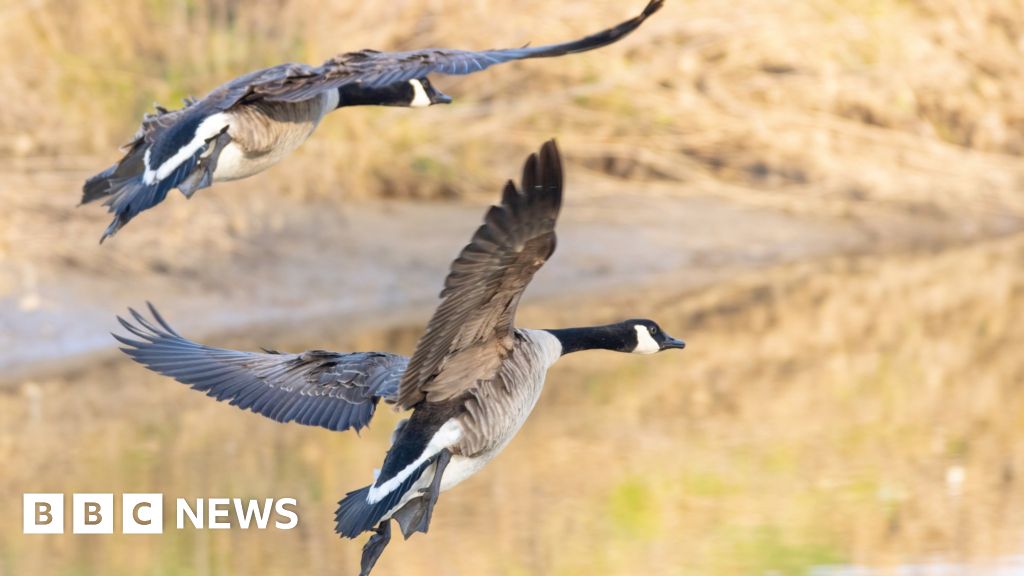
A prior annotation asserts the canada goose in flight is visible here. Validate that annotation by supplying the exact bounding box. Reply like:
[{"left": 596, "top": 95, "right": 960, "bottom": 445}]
[
  {"left": 81, "top": 0, "right": 664, "bottom": 242},
  {"left": 114, "top": 140, "right": 685, "bottom": 575}
]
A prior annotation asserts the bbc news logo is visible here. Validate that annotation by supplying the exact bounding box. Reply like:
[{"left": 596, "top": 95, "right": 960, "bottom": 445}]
[{"left": 24, "top": 494, "right": 298, "bottom": 534}]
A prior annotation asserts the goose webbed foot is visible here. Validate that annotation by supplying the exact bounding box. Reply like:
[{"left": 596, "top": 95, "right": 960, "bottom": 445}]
[
  {"left": 393, "top": 448, "right": 454, "bottom": 538},
  {"left": 359, "top": 520, "right": 391, "bottom": 576},
  {"left": 180, "top": 131, "right": 230, "bottom": 199},
  {"left": 420, "top": 448, "right": 452, "bottom": 533}
]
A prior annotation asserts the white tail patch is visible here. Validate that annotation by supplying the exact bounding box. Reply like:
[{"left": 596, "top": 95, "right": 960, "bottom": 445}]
[
  {"left": 633, "top": 325, "right": 660, "bottom": 354},
  {"left": 143, "top": 113, "right": 230, "bottom": 185},
  {"left": 409, "top": 79, "right": 431, "bottom": 108},
  {"left": 366, "top": 419, "right": 462, "bottom": 504}
]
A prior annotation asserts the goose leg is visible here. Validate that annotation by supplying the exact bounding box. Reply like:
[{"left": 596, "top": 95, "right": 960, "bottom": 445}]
[
  {"left": 391, "top": 449, "right": 455, "bottom": 540},
  {"left": 181, "top": 131, "right": 230, "bottom": 199},
  {"left": 419, "top": 448, "right": 452, "bottom": 533},
  {"left": 359, "top": 520, "right": 391, "bottom": 576}
]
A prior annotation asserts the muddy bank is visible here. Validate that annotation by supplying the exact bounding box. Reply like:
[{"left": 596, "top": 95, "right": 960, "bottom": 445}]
[
  {"left": 2, "top": 190, "right": 874, "bottom": 383},
  {"left": 5, "top": 157, "right": 1024, "bottom": 384}
]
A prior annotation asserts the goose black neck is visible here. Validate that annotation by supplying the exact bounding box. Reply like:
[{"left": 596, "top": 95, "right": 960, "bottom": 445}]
[
  {"left": 336, "top": 83, "right": 410, "bottom": 108},
  {"left": 545, "top": 325, "right": 627, "bottom": 356}
]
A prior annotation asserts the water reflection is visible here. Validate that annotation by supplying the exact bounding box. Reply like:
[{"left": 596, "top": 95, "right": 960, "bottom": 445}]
[
  {"left": 812, "top": 556, "right": 1024, "bottom": 576},
  {"left": 2, "top": 237, "right": 1023, "bottom": 575}
]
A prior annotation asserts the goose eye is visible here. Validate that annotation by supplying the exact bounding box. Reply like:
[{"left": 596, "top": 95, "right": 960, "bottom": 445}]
[{"left": 649, "top": 326, "right": 657, "bottom": 335}]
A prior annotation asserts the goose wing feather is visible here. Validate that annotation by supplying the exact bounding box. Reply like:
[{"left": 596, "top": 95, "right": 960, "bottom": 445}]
[
  {"left": 397, "top": 140, "right": 563, "bottom": 408},
  {"left": 247, "top": 0, "right": 663, "bottom": 102},
  {"left": 114, "top": 303, "right": 407, "bottom": 432}
]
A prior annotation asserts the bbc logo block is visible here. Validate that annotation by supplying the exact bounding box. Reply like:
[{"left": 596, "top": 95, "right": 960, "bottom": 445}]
[
  {"left": 72, "top": 493, "right": 113, "bottom": 534},
  {"left": 23, "top": 493, "right": 163, "bottom": 534},
  {"left": 23, "top": 494, "right": 64, "bottom": 534},
  {"left": 123, "top": 493, "right": 163, "bottom": 534},
  {"left": 23, "top": 494, "right": 297, "bottom": 533}
]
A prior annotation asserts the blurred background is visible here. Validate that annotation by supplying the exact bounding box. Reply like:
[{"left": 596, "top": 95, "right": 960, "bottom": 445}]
[{"left": 2, "top": 0, "right": 1024, "bottom": 574}]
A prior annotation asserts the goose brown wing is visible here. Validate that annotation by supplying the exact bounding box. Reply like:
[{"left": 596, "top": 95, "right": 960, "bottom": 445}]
[
  {"left": 247, "top": 0, "right": 663, "bottom": 102},
  {"left": 114, "top": 303, "right": 407, "bottom": 432},
  {"left": 397, "top": 140, "right": 563, "bottom": 408}
]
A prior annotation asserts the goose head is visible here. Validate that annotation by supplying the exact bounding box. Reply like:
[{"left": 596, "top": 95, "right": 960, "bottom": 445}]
[
  {"left": 623, "top": 319, "right": 686, "bottom": 354},
  {"left": 407, "top": 78, "right": 452, "bottom": 108},
  {"left": 546, "top": 320, "right": 685, "bottom": 356}
]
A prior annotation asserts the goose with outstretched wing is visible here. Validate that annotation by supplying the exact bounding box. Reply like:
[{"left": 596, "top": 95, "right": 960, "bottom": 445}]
[
  {"left": 115, "top": 140, "right": 685, "bottom": 575},
  {"left": 83, "top": 0, "right": 663, "bottom": 242}
]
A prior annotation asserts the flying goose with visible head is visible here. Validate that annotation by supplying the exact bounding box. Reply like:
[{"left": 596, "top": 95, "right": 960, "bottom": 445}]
[
  {"left": 82, "top": 0, "right": 664, "bottom": 242},
  {"left": 114, "top": 140, "right": 685, "bottom": 575}
]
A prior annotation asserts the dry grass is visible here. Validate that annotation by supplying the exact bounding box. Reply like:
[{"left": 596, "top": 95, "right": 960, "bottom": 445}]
[
  {"left": 2, "top": 0, "right": 1024, "bottom": 208},
  {"left": 1, "top": 234, "right": 1023, "bottom": 576},
  {"left": 3, "top": 0, "right": 1024, "bottom": 279}
]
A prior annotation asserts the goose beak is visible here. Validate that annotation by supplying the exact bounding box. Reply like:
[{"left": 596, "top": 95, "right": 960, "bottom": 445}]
[
  {"left": 434, "top": 92, "right": 453, "bottom": 105},
  {"left": 662, "top": 336, "right": 686, "bottom": 350}
]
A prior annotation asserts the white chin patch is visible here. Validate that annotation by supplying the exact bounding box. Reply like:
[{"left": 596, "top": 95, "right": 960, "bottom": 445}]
[
  {"left": 633, "top": 325, "right": 660, "bottom": 354},
  {"left": 408, "top": 79, "right": 431, "bottom": 108}
]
